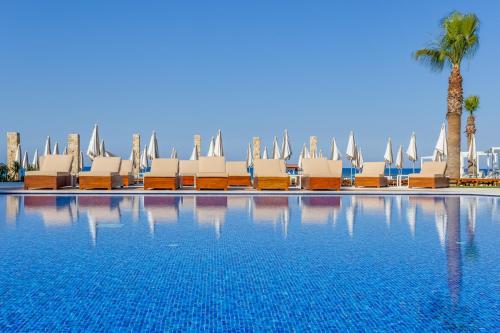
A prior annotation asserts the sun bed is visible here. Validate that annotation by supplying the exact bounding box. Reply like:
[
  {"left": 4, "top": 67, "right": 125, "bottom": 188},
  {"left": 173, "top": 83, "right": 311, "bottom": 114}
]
[
  {"left": 119, "top": 160, "right": 134, "bottom": 186},
  {"left": 354, "top": 162, "right": 388, "bottom": 188},
  {"left": 24, "top": 155, "right": 73, "bottom": 190},
  {"left": 143, "top": 158, "right": 179, "bottom": 190},
  {"left": 301, "top": 158, "right": 342, "bottom": 190},
  {"left": 195, "top": 157, "right": 228, "bottom": 190},
  {"left": 408, "top": 161, "right": 449, "bottom": 188},
  {"left": 253, "top": 159, "right": 289, "bottom": 190},
  {"left": 179, "top": 160, "right": 198, "bottom": 187},
  {"left": 79, "top": 156, "right": 123, "bottom": 190},
  {"left": 226, "top": 161, "right": 251, "bottom": 186}
]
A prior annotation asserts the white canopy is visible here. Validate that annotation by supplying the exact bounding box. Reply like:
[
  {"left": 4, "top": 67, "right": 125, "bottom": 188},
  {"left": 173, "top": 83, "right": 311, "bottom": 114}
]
[
  {"left": 395, "top": 145, "right": 404, "bottom": 170},
  {"left": 406, "top": 132, "right": 418, "bottom": 162},
  {"left": 99, "top": 140, "right": 106, "bottom": 157},
  {"left": 262, "top": 146, "right": 269, "bottom": 159},
  {"left": 214, "top": 129, "right": 224, "bottom": 157},
  {"left": 246, "top": 143, "right": 253, "bottom": 167},
  {"left": 189, "top": 145, "right": 199, "bottom": 161},
  {"left": 170, "top": 147, "right": 178, "bottom": 159},
  {"left": 281, "top": 129, "right": 292, "bottom": 160},
  {"left": 79, "top": 151, "right": 84, "bottom": 170},
  {"left": 44, "top": 136, "right": 51, "bottom": 156},
  {"left": 147, "top": 131, "right": 159, "bottom": 160},
  {"left": 86, "top": 124, "right": 100, "bottom": 160},
  {"left": 14, "top": 145, "right": 21, "bottom": 164},
  {"left": 32, "top": 149, "right": 39, "bottom": 170},
  {"left": 298, "top": 143, "right": 309, "bottom": 168},
  {"left": 346, "top": 131, "right": 356, "bottom": 162},
  {"left": 22, "top": 151, "right": 29, "bottom": 169},
  {"left": 272, "top": 136, "right": 281, "bottom": 159},
  {"left": 318, "top": 149, "right": 323, "bottom": 158},
  {"left": 432, "top": 123, "right": 447, "bottom": 162},
  {"left": 140, "top": 145, "right": 149, "bottom": 169},
  {"left": 384, "top": 138, "right": 393, "bottom": 165},
  {"left": 52, "top": 142, "right": 59, "bottom": 155},
  {"left": 207, "top": 136, "right": 215, "bottom": 157},
  {"left": 330, "top": 138, "right": 341, "bottom": 160}
]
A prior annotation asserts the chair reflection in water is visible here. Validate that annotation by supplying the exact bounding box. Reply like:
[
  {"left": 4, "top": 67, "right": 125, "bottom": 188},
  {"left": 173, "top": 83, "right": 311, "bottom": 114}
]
[
  {"left": 195, "top": 196, "right": 228, "bottom": 238},
  {"left": 300, "top": 196, "right": 341, "bottom": 225},
  {"left": 78, "top": 196, "right": 122, "bottom": 245},
  {"left": 23, "top": 196, "right": 77, "bottom": 227},
  {"left": 143, "top": 196, "right": 180, "bottom": 235},
  {"left": 252, "top": 196, "right": 290, "bottom": 237},
  {"left": 409, "top": 196, "right": 447, "bottom": 246}
]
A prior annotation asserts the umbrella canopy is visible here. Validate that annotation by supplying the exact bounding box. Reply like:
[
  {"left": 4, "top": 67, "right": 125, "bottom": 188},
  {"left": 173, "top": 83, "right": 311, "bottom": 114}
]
[
  {"left": 147, "top": 131, "right": 159, "bottom": 160},
  {"left": 214, "top": 129, "right": 224, "bottom": 157},
  {"left": 140, "top": 145, "right": 149, "bottom": 169},
  {"left": 14, "top": 145, "right": 22, "bottom": 164},
  {"left": 43, "top": 136, "right": 51, "bottom": 156},
  {"left": 272, "top": 136, "right": 281, "bottom": 159},
  {"left": 170, "top": 147, "right": 177, "bottom": 159},
  {"left": 189, "top": 145, "right": 199, "bottom": 160},
  {"left": 384, "top": 138, "right": 393, "bottom": 165},
  {"left": 129, "top": 149, "right": 134, "bottom": 161},
  {"left": 79, "top": 151, "right": 84, "bottom": 170},
  {"left": 32, "top": 149, "right": 39, "bottom": 170},
  {"left": 395, "top": 145, "right": 404, "bottom": 170},
  {"left": 86, "top": 124, "right": 100, "bottom": 160},
  {"left": 207, "top": 136, "right": 215, "bottom": 157},
  {"left": 432, "top": 123, "right": 447, "bottom": 162},
  {"left": 99, "top": 140, "right": 106, "bottom": 157},
  {"left": 262, "top": 146, "right": 269, "bottom": 159},
  {"left": 281, "top": 129, "right": 292, "bottom": 160},
  {"left": 246, "top": 143, "right": 253, "bottom": 167},
  {"left": 298, "top": 143, "right": 309, "bottom": 168},
  {"left": 345, "top": 131, "right": 357, "bottom": 162},
  {"left": 330, "top": 138, "right": 341, "bottom": 160},
  {"left": 52, "top": 142, "right": 59, "bottom": 155},
  {"left": 22, "top": 151, "right": 29, "bottom": 169},
  {"left": 63, "top": 146, "right": 68, "bottom": 155},
  {"left": 406, "top": 132, "right": 418, "bottom": 162},
  {"left": 318, "top": 149, "right": 323, "bottom": 158}
]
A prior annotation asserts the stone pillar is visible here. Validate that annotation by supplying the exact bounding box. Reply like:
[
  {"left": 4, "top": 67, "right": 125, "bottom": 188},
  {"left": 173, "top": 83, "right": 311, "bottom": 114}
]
[
  {"left": 67, "top": 133, "right": 80, "bottom": 174},
  {"left": 310, "top": 136, "right": 318, "bottom": 158},
  {"left": 132, "top": 134, "right": 140, "bottom": 177},
  {"left": 252, "top": 137, "right": 261, "bottom": 160},
  {"left": 6, "top": 132, "right": 20, "bottom": 180},
  {"left": 194, "top": 134, "right": 201, "bottom": 156}
]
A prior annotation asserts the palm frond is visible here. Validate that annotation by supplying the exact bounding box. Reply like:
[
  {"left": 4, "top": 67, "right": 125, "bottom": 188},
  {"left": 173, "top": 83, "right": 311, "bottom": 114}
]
[
  {"left": 414, "top": 48, "right": 446, "bottom": 71},
  {"left": 464, "top": 95, "right": 480, "bottom": 113}
]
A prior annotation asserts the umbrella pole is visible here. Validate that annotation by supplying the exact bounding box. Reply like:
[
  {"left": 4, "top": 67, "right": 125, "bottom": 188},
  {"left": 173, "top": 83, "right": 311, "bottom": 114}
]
[
  {"left": 412, "top": 161, "right": 415, "bottom": 174},
  {"left": 350, "top": 165, "right": 353, "bottom": 186}
]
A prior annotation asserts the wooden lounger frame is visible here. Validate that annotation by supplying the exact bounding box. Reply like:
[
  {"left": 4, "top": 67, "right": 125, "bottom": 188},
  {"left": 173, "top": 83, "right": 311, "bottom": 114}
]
[
  {"left": 79, "top": 175, "right": 122, "bottom": 190},
  {"left": 180, "top": 175, "right": 195, "bottom": 187},
  {"left": 196, "top": 177, "right": 228, "bottom": 190},
  {"left": 143, "top": 177, "right": 179, "bottom": 190},
  {"left": 253, "top": 177, "right": 289, "bottom": 190},
  {"left": 228, "top": 175, "right": 251, "bottom": 187},
  {"left": 302, "top": 177, "right": 341, "bottom": 190},
  {"left": 24, "top": 175, "right": 71, "bottom": 190},
  {"left": 122, "top": 175, "right": 134, "bottom": 187},
  {"left": 408, "top": 177, "right": 449, "bottom": 189},
  {"left": 355, "top": 177, "right": 388, "bottom": 188}
]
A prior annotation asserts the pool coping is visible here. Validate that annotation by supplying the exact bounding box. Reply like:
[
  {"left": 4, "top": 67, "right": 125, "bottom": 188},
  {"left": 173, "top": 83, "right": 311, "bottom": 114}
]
[{"left": 1, "top": 186, "right": 499, "bottom": 197}]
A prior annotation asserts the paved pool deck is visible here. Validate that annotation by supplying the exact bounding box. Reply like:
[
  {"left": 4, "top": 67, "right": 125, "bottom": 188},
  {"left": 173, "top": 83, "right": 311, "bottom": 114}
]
[{"left": 1, "top": 182, "right": 499, "bottom": 196}]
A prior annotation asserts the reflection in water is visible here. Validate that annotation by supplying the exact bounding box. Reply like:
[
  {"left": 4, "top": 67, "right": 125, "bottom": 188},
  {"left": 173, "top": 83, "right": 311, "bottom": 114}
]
[
  {"left": 300, "top": 196, "right": 340, "bottom": 225},
  {"left": 253, "top": 196, "right": 289, "bottom": 238},
  {"left": 446, "top": 197, "right": 462, "bottom": 307},
  {"left": 6, "top": 196, "right": 20, "bottom": 223},
  {"left": 345, "top": 196, "right": 356, "bottom": 238},
  {"left": 464, "top": 197, "right": 479, "bottom": 260},
  {"left": 384, "top": 197, "right": 392, "bottom": 227},
  {"left": 195, "top": 196, "right": 227, "bottom": 239},
  {"left": 144, "top": 196, "right": 179, "bottom": 235},
  {"left": 24, "top": 196, "right": 76, "bottom": 227},
  {"left": 406, "top": 198, "right": 417, "bottom": 237},
  {"left": 78, "top": 196, "right": 122, "bottom": 246}
]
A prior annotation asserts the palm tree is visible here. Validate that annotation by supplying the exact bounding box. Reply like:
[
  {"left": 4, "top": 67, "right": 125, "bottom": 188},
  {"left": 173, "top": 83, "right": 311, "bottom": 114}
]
[
  {"left": 464, "top": 95, "right": 479, "bottom": 176},
  {"left": 414, "top": 11, "right": 480, "bottom": 178}
]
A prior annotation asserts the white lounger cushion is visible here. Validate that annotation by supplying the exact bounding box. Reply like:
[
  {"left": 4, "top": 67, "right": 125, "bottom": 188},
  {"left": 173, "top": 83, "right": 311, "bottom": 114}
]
[
  {"left": 328, "top": 160, "right": 343, "bottom": 177},
  {"left": 144, "top": 158, "right": 178, "bottom": 177},
  {"left": 179, "top": 160, "right": 198, "bottom": 176},
  {"left": 25, "top": 171, "right": 70, "bottom": 177},
  {"left": 38, "top": 155, "right": 73, "bottom": 173},
  {"left": 197, "top": 157, "right": 228, "bottom": 177},
  {"left": 357, "top": 162, "right": 385, "bottom": 177},
  {"left": 91, "top": 157, "right": 122, "bottom": 173},
  {"left": 226, "top": 161, "right": 249, "bottom": 176},
  {"left": 254, "top": 160, "right": 288, "bottom": 177},
  {"left": 119, "top": 160, "right": 133, "bottom": 176},
  {"left": 302, "top": 158, "right": 332, "bottom": 177}
]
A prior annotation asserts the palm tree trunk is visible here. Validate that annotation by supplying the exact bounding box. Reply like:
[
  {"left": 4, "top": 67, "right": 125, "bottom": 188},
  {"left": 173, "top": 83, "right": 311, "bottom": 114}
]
[
  {"left": 446, "top": 64, "right": 463, "bottom": 179},
  {"left": 466, "top": 115, "right": 476, "bottom": 176}
]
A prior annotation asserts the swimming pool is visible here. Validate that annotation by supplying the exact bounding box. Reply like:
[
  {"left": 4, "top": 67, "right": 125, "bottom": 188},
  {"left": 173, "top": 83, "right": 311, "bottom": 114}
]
[{"left": 0, "top": 195, "right": 498, "bottom": 331}]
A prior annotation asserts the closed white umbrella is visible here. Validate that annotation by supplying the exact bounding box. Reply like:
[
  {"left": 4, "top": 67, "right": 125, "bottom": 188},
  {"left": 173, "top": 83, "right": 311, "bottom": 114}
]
[
  {"left": 140, "top": 145, "right": 149, "bottom": 170},
  {"left": 129, "top": 149, "right": 134, "bottom": 161},
  {"left": 44, "top": 136, "right": 51, "bottom": 156},
  {"left": 32, "top": 149, "right": 39, "bottom": 170},
  {"left": 395, "top": 145, "right": 404, "bottom": 172},
  {"left": 99, "top": 140, "right": 106, "bottom": 157},
  {"left": 330, "top": 138, "right": 341, "bottom": 160},
  {"left": 63, "top": 146, "right": 68, "bottom": 155},
  {"left": 356, "top": 147, "right": 364, "bottom": 169},
  {"left": 86, "top": 124, "right": 100, "bottom": 160},
  {"left": 189, "top": 145, "right": 199, "bottom": 160},
  {"left": 170, "top": 147, "right": 177, "bottom": 159},
  {"left": 207, "top": 137, "right": 215, "bottom": 157},
  {"left": 467, "top": 133, "right": 477, "bottom": 177},
  {"left": 52, "top": 142, "right": 59, "bottom": 155},
  {"left": 318, "top": 149, "right": 323, "bottom": 158},
  {"left": 22, "top": 151, "right": 29, "bottom": 170},
  {"left": 384, "top": 138, "right": 393, "bottom": 177},
  {"left": 281, "top": 129, "right": 292, "bottom": 160},
  {"left": 432, "top": 123, "right": 447, "bottom": 162},
  {"left": 262, "top": 146, "right": 269, "bottom": 160},
  {"left": 406, "top": 132, "right": 418, "bottom": 172},
  {"left": 272, "top": 136, "right": 281, "bottom": 159},
  {"left": 346, "top": 131, "right": 357, "bottom": 183},
  {"left": 14, "top": 145, "right": 21, "bottom": 164},
  {"left": 214, "top": 129, "right": 224, "bottom": 157},
  {"left": 298, "top": 143, "right": 308, "bottom": 168},
  {"left": 79, "top": 151, "right": 84, "bottom": 170},
  {"left": 246, "top": 143, "right": 253, "bottom": 167},
  {"left": 147, "top": 131, "right": 159, "bottom": 160}
]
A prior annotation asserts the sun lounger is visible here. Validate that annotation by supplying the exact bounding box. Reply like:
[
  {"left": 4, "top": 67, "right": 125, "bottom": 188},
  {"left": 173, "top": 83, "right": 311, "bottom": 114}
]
[
  {"left": 226, "top": 161, "right": 251, "bottom": 186},
  {"left": 119, "top": 160, "right": 134, "bottom": 186},
  {"left": 301, "top": 158, "right": 342, "bottom": 190},
  {"left": 354, "top": 162, "right": 388, "bottom": 188},
  {"left": 79, "top": 156, "right": 123, "bottom": 190},
  {"left": 408, "top": 161, "right": 449, "bottom": 188},
  {"left": 179, "top": 160, "right": 198, "bottom": 186},
  {"left": 24, "top": 155, "right": 73, "bottom": 190},
  {"left": 196, "top": 157, "right": 228, "bottom": 190},
  {"left": 143, "top": 158, "right": 179, "bottom": 190},
  {"left": 253, "top": 159, "right": 289, "bottom": 190}
]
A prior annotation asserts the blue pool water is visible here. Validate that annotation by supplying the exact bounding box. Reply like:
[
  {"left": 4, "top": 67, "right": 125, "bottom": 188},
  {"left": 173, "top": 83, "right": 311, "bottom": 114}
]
[{"left": 0, "top": 195, "right": 498, "bottom": 331}]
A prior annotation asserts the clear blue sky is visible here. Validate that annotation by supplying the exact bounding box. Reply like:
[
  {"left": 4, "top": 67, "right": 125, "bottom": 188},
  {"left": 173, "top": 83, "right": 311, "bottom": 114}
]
[{"left": 1, "top": 1, "right": 499, "bottom": 163}]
